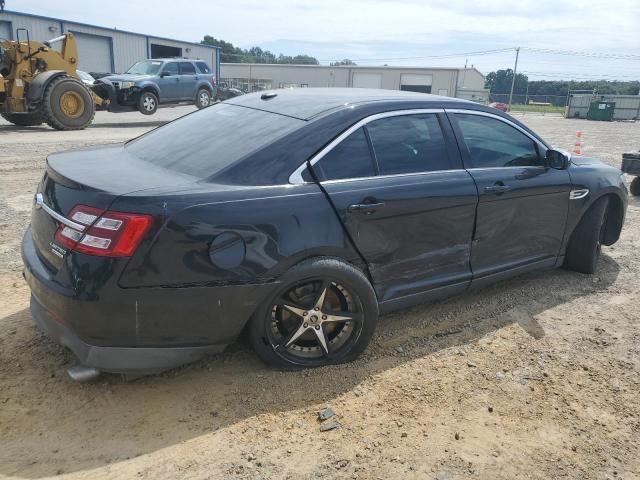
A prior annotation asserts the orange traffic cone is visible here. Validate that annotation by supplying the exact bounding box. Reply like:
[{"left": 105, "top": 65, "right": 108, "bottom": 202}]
[{"left": 573, "top": 131, "right": 583, "bottom": 155}]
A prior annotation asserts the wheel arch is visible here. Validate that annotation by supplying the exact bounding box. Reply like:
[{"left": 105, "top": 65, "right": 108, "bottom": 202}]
[
  {"left": 567, "top": 191, "right": 626, "bottom": 248},
  {"left": 196, "top": 82, "right": 213, "bottom": 94},
  {"left": 139, "top": 83, "right": 160, "bottom": 98},
  {"left": 601, "top": 192, "right": 625, "bottom": 245},
  {"left": 26, "top": 70, "right": 68, "bottom": 103}
]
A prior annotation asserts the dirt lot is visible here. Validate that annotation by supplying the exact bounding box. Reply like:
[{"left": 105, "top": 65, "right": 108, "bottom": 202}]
[{"left": 0, "top": 107, "right": 638, "bottom": 480}]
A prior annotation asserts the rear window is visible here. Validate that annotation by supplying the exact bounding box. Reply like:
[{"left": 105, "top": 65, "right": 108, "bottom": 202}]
[
  {"left": 196, "top": 61, "right": 211, "bottom": 74},
  {"left": 126, "top": 103, "right": 303, "bottom": 177}
]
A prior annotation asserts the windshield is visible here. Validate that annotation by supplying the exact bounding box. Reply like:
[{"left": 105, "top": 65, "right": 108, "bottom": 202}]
[
  {"left": 76, "top": 70, "right": 94, "bottom": 83},
  {"left": 126, "top": 103, "right": 304, "bottom": 178},
  {"left": 125, "top": 60, "right": 163, "bottom": 75}
]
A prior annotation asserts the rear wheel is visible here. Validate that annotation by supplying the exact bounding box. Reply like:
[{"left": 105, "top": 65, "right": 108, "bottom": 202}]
[
  {"left": 195, "top": 88, "right": 211, "bottom": 109},
  {"left": 40, "top": 76, "right": 95, "bottom": 130},
  {"left": 630, "top": 177, "right": 640, "bottom": 196},
  {"left": 248, "top": 258, "right": 378, "bottom": 369},
  {"left": 1, "top": 111, "right": 44, "bottom": 126},
  {"left": 138, "top": 91, "right": 158, "bottom": 115},
  {"left": 564, "top": 196, "right": 609, "bottom": 274}
]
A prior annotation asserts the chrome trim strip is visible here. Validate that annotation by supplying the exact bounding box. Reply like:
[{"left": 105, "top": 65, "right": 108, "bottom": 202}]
[
  {"left": 320, "top": 168, "right": 468, "bottom": 185},
  {"left": 288, "top": 108, "right": 445, "bottom": 185},
  {"left": 444, "top": 108, "right": 549, "bottom": 151},
  {"left": 569, "top": 188, "right": 589, "bottom": 200},
  {"left": 35, "top": 193, "right": 86, "bottom": 231}
]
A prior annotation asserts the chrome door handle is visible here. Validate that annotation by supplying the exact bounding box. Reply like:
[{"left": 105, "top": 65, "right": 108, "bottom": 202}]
[
  {"left": 484, "top": 184, "right": 511, "bottom": 194},
  {"left": 348, "top": 202, "right": 385, "bottom": 214}
]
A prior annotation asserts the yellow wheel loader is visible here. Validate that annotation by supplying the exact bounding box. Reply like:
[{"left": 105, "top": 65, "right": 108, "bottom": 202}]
[{"left": 0, "top": 29, "right": 107, "bottom": 130}]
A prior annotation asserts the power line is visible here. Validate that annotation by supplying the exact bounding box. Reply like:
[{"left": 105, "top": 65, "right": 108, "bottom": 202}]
[
  {"left": 522, "top": 47, "right": 640, "bottom": 61},
  {"left": 520, "top": 70, "right": 640, "bottom": 80}
]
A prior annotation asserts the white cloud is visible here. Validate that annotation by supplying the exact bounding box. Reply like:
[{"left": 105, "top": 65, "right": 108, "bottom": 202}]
[{"left": 7, "top": 0, "right": 640, "bottom": 78}]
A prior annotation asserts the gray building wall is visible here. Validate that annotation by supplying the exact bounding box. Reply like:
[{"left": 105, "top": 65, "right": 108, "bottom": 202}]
[
  {"left": 568, "top": 94, "right": 640, "bottom": 120},
  {"left": 0, "top": 11, "right": 220, "bottom": 76},
  {"left": 220, "top": 63, "right": 486, "bottom": 99}
]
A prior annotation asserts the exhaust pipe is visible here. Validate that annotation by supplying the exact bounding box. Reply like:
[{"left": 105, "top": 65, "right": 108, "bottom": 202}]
[{"left": 67, "top": 365, "right": 101, "bottom": 382}]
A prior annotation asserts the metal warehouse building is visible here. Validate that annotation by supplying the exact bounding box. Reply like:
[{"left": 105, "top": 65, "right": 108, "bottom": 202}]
[
  {"left": 221, "top": 63, "right": 488, "bottom": 101},
  {"left": 0, "top": 10, "right": 220, "bottom": 77}
]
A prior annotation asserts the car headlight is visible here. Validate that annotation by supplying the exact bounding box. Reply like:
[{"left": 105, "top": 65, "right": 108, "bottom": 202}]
[{"left": 119, "top": 81, "right": 135, "bottom": 89}]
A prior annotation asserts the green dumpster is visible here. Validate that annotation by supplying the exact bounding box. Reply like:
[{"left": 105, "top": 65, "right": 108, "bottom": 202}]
[{"left": 587, "top": 101, "right": 615, "bottom": 121}]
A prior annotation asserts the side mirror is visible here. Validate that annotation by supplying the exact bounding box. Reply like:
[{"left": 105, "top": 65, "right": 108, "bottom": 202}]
[
  {"left": 546, "top": 149, "right": 569, "bottom": 170},
  {"left": 160, "top": 71, "right": 171, "bottom": 78}
]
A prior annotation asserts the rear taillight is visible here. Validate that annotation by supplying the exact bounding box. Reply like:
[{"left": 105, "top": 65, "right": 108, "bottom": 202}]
[{"left": 54, "top": 205, "right": 154, "bottom": 257}]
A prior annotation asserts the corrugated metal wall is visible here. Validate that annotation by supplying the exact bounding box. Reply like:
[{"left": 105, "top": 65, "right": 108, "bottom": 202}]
[
  {"left": 0, "top": 11, "right": 219, "bottom": 76},
  {"left": 568, "top": 95, "right": 640, "bottom": 120}
]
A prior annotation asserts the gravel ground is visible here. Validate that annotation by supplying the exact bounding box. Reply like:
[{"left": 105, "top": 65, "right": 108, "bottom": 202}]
[{"left": 0, "top": 107, "right": 638, "bottom": 480}]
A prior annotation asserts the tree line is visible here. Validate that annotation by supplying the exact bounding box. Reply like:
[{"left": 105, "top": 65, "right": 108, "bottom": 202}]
[
  {"left": 201, "top": 35, "right": 359, "bottom": 66},
  {"left": 201, "top": 35, "right": 319, "bottom": 65},
  {"left": 486, "top": 69, "right": 640, "bottom": 102}
]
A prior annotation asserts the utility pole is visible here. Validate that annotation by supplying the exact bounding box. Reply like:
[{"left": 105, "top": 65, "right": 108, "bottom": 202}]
[{"left": 508, "top": 47, "right": 520, "bottom": 112}]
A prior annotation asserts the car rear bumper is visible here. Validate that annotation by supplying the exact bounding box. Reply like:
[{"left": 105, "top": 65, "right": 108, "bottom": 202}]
[
  {"left": 21, "top": 226, "right": 278, "bottom": 374},
  {"left": 29, "top": 295, "right": 224, "bottom": 374}
]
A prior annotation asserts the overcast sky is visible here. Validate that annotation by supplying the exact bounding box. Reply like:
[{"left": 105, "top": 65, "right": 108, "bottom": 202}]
[{"left": 8, "top": 0, "right": 640, "bottom": 80}]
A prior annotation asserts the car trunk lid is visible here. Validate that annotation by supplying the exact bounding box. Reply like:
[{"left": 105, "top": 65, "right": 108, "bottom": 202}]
[{"left": 31, "top": 144, "right": 195, "bottom": 271}]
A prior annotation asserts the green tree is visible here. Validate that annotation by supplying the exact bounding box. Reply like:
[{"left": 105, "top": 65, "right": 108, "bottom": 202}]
[
  {"left": 330, "top": 59, "right": 357, "bottom": 66},
  {"left": 485, "top": 69, "right": 528, "bottom": 94},
  {"left": 201, "top": 36, "right": 319, "bottom": 65}
]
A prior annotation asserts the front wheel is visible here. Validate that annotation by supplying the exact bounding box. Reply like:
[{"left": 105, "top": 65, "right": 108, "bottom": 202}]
[
  {"left": 248, "top": 258, "right": 378, "bottom": 369},
  {"left": 138, "top": 92, "right": 158, "bottom": 115},
  {"left": 630, "top": 177, "right": 640, "bottom": 196},
  {"left": 40, "top": 76, "right": 95, "bottom": 130},
  {"left": 195, "top": 88, "right": 211, "bottom": 109}
]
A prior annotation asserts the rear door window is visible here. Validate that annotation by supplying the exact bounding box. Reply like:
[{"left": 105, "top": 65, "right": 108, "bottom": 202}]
[
  {"left": 126, "top": 103, "right": 303, "bottom": 178},
  {"left": 196, "top": 61, "right": 211, "bottom": 74},
  {"left": 366, "top": 114, "right": 451, "bottom": 175},
  {"left": 179, "top": 62, "right": 196, "bottom": 75},
  {"left": 313, "top": 128, "right": 376, "bottom": 181}
]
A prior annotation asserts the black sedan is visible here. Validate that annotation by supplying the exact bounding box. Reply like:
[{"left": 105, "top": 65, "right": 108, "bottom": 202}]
[{"left": 22, "top": 88, "right": 627, "bottom": 376}]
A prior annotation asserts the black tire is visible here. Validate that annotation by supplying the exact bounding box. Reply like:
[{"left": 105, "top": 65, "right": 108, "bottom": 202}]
[
  {"left": 564, "top": 196, "right": 610, "bottom": 274},
  {"left": 138, "top": 91, "right": 158, "bottom": 115},
  {"left": 630, "top": 177, "right": 640, "bottom": 196},
  {"left": 248, "top": 257, "right": 378, "bottom": 369},
  {"left": 1, "top": 111, "right": 44, "bottom": 126},
  {"left": 40, "top": 76, "right": 95, "bottom": 130},
  {"left": 195, "top": 88, "right": 211, "bottom": 109}
]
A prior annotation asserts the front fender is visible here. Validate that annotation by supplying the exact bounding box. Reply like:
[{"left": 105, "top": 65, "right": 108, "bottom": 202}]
[
  {"left": 134, "top": 81, "right": 160, "bottom": 97},
  {"left": 26, "top": 70, "right": 67, "bottom": 102},
  {"left": 561, "top": 164, "right": 628, "bottom": 253}
]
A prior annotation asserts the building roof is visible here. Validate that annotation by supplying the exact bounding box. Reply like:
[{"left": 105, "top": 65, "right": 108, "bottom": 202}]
[
  {"left": 226, "top": 87, "right": 467, "bottom": 120},
  {"left": 222, "top": 63, "right": 484, "bottom": 77},
  {"left": 4, "top": 10, "right": 220, "bottom": 50}
]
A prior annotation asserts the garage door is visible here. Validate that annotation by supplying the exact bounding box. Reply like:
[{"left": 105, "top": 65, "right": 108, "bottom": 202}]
[
  {"left": 0, "top": 21, "right": 11, "bottom": 40},
  {"left": 72, "top": 32, "right": 113, "bottom": 74},
  {"left": 400, "top": 74, "right": 432, "bottom": 94},
  {"left": 352, "top": 72, "right": 382, "bottom": 89}
]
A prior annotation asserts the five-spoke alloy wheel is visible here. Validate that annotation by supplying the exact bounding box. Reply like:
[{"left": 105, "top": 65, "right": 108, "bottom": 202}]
[{"left": 249, "top": 258, "right": 378, "bottom": 369}]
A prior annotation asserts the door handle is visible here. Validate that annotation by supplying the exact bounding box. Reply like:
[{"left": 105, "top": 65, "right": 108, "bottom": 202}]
[
  {"left": 484, "top": 184, "right": 511, "bottom": 194},
  {"left": 348, "top": 202, "right": 385, "bottom": 214}
]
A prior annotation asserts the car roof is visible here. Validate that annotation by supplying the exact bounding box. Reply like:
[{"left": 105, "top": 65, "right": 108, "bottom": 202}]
[
  {"left": 225, "top": 88, "right": 470, "bottom": 120},
  {"left": 147, "top": 58, "right": 205, "bottom": 63}
]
